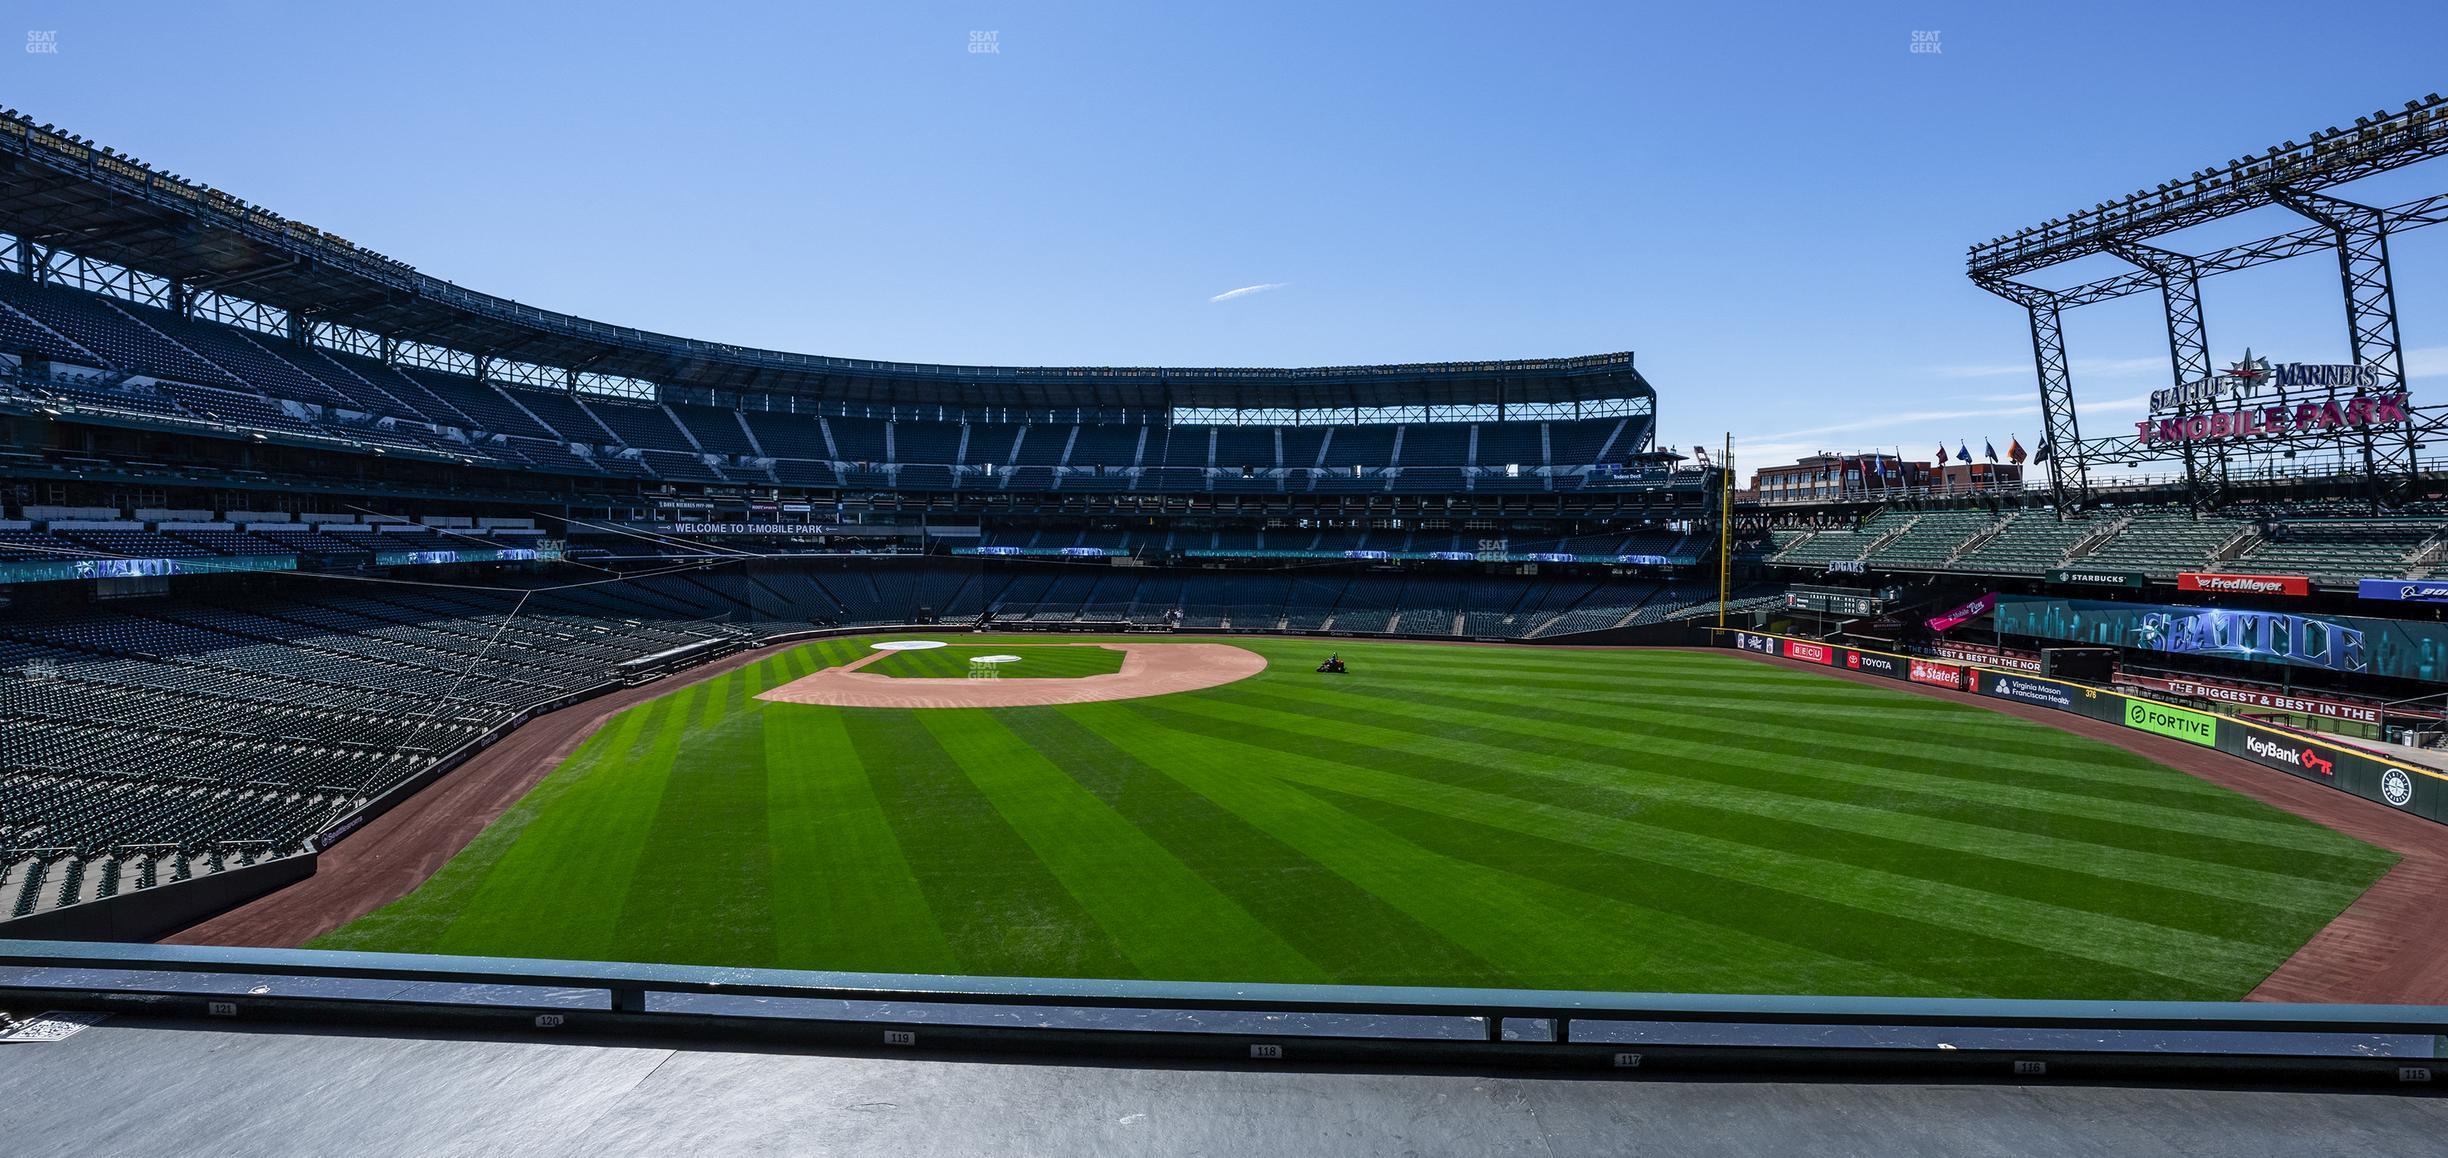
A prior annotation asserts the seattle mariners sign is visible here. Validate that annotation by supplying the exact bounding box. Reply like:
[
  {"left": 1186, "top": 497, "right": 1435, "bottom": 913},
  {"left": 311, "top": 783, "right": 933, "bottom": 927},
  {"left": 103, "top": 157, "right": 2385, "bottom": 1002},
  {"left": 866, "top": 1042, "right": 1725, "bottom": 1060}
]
[{"left": 2137, "top": 352, "right": 2410, "bottom": 448}]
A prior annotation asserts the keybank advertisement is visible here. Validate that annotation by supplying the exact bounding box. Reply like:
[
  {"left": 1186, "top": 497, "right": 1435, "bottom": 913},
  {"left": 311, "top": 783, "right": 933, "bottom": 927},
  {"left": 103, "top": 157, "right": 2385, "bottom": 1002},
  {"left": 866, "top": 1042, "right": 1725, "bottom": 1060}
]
[
  {"left": 2217, "top": 718, "right": 2428, "bottom": 815},
  {"left": 2123, "top": 699, "right": 2219, "bottom": 747},
  {"left": 1994, "top": 595, "right": 2448, "bottom": 682}
]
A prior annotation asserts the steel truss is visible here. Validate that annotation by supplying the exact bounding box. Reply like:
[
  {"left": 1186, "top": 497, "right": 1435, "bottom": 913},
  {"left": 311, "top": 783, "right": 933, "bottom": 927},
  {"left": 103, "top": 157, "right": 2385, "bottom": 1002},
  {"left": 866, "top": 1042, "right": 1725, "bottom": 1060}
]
[{"left": 1971, "top": 95, "right": 2448, "bottom": 511}]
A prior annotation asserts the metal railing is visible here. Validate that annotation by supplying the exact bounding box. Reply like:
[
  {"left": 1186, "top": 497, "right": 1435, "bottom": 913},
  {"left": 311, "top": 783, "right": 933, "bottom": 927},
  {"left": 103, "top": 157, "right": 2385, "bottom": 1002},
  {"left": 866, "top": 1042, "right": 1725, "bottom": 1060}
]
[{"left": 3, "top": 939, "right": 2445, "bottom": 1083}]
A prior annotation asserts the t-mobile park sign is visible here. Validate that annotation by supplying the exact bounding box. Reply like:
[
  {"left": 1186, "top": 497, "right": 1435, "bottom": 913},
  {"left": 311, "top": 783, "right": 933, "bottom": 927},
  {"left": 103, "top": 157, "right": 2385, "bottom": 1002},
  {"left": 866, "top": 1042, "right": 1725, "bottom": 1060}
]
[
  {"left": 2135, "top": 391, "right": 2410, "bottom": 446},
  {"left": 2134, "top": 353, "right": 2409, "bottom": 447}
]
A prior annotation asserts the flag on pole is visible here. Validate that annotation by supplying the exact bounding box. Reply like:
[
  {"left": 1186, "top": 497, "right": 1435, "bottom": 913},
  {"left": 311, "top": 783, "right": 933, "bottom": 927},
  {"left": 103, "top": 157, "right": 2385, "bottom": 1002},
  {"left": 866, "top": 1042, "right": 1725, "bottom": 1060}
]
[
  {"left": 2007, "top": 436, "right": 2026, "bottom": 465},
  {"left": 2032, "top": 438, "right": 2053, "bottom": 465},
  {"left": 1958, "top": 441, "right": 1972, "bottom": 464},
  {"left": 1935, "top": 443, "right": 1949, "bottom": 464},
  {"left": 1983, "top": 439, "right": 1998, "bottom": 463}
]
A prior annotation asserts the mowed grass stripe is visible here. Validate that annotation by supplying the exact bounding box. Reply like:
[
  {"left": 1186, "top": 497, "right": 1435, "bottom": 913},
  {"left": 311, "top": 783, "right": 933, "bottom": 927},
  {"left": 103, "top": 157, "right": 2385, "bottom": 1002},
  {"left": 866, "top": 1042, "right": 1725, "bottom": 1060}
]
[
  {"left": 843, "top": 710, "right": 1136, "bottom": 979},
  {"left": 1263, "top": 675, "right": 2389, "bottom": 910},
  {"left": 1006, "top": 707, "right": 1498, "bottom": 985},
  {"left": 1293, "top": 782, "right": 2213, "bottom": 1000},
  {"left": 430, "top": 688, "right": 701, "bottom": 960},
  {"left": 1143, "top": 692, "right": 2350, "bottom": 935},
  {"left": 1082, "top": 705, "right": 1975, "bottom": 996},
  {"left": 1121, "top": 699, "right": 2243, "bottom": 990},
  {"left": 1255, "top": 752, "right": 2287, "bottom": 991},
  {"left": 310, "top": 695, "right": 661, "bottom": 955},
  {"left": 763, "top": 702, "right": 959, "bottom": 974},
  {"left": 609, "top": 671, "right": 780, "bottom": 968},
  {"left": 1184, "top": 682, "right": 2324, "bottom": 905},
  {"left": 916, "top": 709, "right": 1326, "bottom": 982},
  {"left": 1333, "top": 665, "right": 2283, "bottom": 814},
  {"left": 1260, "top": 678, "right": 2372, "bottom": 870}
]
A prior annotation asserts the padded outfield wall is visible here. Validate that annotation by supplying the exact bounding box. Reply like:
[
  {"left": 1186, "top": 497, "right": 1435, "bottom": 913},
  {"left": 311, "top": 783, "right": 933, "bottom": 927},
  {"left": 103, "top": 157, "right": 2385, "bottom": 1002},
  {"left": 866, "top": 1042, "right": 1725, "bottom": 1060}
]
[{"left": 1722, "top": 630, "right": 2446, "bottom": 825}]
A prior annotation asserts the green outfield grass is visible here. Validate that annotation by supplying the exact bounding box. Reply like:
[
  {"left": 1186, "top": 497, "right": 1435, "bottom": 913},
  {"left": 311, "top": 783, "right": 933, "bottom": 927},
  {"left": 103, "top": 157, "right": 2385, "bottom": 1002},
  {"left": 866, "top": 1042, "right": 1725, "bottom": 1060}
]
[
  {"left": 863, "top": 643, "right": 1127, "bottom": 680},
  {"left": 315, "top": 636, "right": 2394, "bottom": 1000}
]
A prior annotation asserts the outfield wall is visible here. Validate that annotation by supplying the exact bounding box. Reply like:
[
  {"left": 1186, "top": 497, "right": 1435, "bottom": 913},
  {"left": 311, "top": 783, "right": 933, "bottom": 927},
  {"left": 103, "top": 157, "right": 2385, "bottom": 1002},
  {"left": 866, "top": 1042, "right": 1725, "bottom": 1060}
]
[{"left": 1720, "top": 629, "right": 2446, "bottom": 825}]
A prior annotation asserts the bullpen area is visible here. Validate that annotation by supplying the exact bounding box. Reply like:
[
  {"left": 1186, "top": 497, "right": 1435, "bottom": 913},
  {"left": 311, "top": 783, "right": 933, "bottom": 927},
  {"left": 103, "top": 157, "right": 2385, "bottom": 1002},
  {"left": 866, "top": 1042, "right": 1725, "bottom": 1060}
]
[{"left": 308, "top": 635, "right": 2392, "bottom": 1000}]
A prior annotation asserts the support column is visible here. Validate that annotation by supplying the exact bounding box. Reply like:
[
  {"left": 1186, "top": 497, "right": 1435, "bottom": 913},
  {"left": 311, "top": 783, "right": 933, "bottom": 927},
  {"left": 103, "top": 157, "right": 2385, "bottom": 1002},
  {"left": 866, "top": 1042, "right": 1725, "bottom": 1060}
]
[
  {"left": 1977, "top": 277, "right": 2086, "bottom": 512},
  {"left": 2109, "top": 241, "right": 2217, "bottom": 509},
  {"left": 2274, "top": 189, "right": 2415, "bottom": 505}
]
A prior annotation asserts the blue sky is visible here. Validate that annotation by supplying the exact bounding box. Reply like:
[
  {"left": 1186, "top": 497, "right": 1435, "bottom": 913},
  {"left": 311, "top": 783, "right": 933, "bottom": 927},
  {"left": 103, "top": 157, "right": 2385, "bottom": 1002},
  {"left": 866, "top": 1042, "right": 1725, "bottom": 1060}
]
[{"left": 7, "top": 2, "right": 2446, "bottom": 476}]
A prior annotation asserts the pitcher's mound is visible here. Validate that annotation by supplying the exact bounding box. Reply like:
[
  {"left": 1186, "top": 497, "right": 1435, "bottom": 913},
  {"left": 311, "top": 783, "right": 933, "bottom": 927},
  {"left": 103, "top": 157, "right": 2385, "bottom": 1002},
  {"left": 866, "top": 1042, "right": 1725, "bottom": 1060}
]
[{"left": 756, "top": 642, "right": 1268, "bottom": 709}]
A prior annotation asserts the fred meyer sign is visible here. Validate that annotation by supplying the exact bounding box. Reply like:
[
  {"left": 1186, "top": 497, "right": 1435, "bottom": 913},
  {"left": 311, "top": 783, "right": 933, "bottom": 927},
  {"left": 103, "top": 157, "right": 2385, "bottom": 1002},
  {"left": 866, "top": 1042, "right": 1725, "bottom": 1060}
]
[
  {"left": 2123, "top": 699, "right": 2218, "bottom": 747},
  {"left": 2360, "top": 579, "right": 2448, "bottom": 605},
  {"left": 2049, "top": 568, "right": 2143, "bottom": 588},
  {"left": 2178, "top": 572, "right": 2309, "bottom": 597}
]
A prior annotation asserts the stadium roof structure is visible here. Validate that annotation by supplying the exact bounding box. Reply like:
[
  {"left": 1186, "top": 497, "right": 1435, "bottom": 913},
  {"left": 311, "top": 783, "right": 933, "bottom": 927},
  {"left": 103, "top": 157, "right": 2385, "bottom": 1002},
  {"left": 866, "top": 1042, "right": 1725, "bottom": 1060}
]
[
  {"left": 0, "top": 114, "right": 1648, "bottom": 414},
  {"left": 1966, "top": 93, "right": 2448, "bottom": 511}
]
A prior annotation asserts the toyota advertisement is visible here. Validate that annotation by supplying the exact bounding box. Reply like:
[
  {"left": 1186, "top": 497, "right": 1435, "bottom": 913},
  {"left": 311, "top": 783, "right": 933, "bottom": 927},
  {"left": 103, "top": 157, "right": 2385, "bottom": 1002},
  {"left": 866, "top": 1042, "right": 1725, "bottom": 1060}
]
[
  {"left": 1846, "top": 651, "right": 1902, "bottom": 678},
  {"left": 1907, "top": 659, "right": 1964, "bottom": 690}
]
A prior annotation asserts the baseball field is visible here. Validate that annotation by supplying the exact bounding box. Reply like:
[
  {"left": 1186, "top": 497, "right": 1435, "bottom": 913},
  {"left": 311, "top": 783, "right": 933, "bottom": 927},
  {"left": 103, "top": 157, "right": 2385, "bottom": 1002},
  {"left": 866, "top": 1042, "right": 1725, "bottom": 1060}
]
[{"left": 313, "top": 636, "right": 2394, "bottom": 1000}]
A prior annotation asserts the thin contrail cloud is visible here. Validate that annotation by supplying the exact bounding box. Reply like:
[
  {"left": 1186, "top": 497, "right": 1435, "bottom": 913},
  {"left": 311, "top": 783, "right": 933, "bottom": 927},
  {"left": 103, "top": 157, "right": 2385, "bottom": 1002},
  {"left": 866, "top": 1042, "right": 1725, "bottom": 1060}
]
[{"left": 1209, "top": 282, "right": 1286, "bottom": 303}]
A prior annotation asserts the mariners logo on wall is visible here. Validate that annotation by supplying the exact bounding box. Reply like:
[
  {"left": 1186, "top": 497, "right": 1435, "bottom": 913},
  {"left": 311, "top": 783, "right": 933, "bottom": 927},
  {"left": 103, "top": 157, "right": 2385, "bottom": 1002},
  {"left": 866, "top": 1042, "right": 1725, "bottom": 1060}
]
[{"left": 2382, "top": 768, "right": 2415, "bottom": 808}]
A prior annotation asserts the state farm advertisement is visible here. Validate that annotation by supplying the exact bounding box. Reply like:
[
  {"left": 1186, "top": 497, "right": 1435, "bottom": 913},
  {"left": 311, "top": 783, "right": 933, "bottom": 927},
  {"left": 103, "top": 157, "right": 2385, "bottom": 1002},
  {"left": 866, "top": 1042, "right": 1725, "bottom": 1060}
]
[
  {"left": 1781, "top": 639, "right": 1833, "bottom": 664},
  {"left": 1908, "top": 658, "right": 1965, "bottom": 690},
  {"left": 2177, "top": 572, "right": 2310, "bottom": 597}
]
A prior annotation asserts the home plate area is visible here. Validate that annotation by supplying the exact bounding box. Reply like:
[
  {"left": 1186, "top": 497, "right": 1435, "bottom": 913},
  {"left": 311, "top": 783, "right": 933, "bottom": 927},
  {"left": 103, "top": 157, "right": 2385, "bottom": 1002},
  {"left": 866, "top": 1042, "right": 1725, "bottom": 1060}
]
[{"left": 754, "top": 641, "right": 1269, "bottom": 708}]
